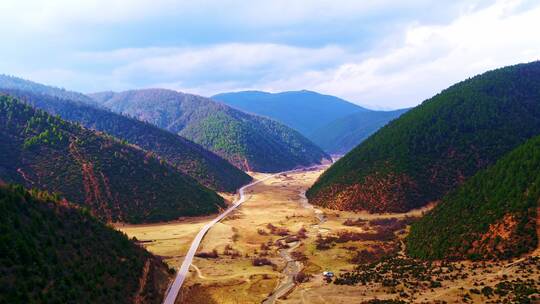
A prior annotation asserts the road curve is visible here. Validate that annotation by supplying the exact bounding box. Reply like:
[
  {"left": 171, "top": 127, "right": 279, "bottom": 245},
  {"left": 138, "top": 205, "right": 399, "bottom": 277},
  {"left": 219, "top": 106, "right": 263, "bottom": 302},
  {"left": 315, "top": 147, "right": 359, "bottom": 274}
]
[{"left": 162, "top": 165, "right": 325, "bottom": 304}]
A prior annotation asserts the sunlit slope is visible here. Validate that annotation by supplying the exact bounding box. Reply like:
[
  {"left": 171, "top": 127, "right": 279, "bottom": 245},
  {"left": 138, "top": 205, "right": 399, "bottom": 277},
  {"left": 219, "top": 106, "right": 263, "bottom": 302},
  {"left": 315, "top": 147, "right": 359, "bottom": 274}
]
[{"left": 308, "top": 61, "right": 540, "bottom": 213}]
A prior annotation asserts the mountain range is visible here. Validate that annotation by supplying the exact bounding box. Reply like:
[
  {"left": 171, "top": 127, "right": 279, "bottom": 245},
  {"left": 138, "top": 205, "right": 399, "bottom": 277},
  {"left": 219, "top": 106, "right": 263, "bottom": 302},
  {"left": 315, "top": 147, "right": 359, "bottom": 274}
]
[
  {"left": 0, "top": 74, "right": 97, "bottom": 105},
  {"left": 213, "top": 90, "right": 368, "bottom": 135},
  {"left": 90, "top": 89, "right": 331, "bottom": 172},
  {"left": 213, "top": 90, "right": 407, "bottom": 154},
  {"left": 1, "top": 58, "right": 538, "bottom": 304},
  {"left": 0, "top": 75, "right": 252, "bottom": 193}
]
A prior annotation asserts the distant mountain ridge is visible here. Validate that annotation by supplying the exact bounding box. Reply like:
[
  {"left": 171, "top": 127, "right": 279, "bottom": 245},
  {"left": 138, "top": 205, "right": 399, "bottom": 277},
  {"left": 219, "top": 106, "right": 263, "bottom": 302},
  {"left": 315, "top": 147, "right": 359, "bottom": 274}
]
[
  {"left": 91, "top": 89, "right": 331, "bottom": 172},
  {"left": 0, "top": 95, "right": 225, "bottom": 223},
  {"left": 0, "top": 74, "right": 96, "bottom": 105},
  {"left": 308, "top": 61, "right": 540, "bottom": 213},
  {"left": 0, "top": 75, "right": 252, "bottom": 192},
  {"left": 213, "top": 90, "right": 407, "bottom": 154},
  {"left": 213, "top": 90, "right": 368, "bottom": 135}
]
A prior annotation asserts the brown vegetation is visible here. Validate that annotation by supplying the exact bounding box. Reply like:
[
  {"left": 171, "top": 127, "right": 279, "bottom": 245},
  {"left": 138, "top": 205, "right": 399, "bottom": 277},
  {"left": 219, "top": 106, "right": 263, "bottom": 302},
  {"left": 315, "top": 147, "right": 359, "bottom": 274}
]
[
  {"left": 195, "top": 249, "right": 219, "bottom": 259},
  {"left": 295, "top": 271, "right": 312, "bottom": 284},
  {"left": 252, "top": 258, "right": 274, "bottom": 267},
  {"left": 266, "top": 223, "right": 290, "bottom": 236},
  {"left": 309, "top": 172, "right": 419, "bottom": 213}
]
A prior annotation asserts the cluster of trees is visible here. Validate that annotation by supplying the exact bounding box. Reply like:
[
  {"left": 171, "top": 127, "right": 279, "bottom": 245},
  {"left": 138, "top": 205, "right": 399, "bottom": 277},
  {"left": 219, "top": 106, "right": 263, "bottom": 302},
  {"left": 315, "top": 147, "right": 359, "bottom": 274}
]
[
  {"left": 22, "top": 115, "right": 68, "bottom": 149},
  {"left": 308, "top": 61, "right": 540, "bottom": 213}
]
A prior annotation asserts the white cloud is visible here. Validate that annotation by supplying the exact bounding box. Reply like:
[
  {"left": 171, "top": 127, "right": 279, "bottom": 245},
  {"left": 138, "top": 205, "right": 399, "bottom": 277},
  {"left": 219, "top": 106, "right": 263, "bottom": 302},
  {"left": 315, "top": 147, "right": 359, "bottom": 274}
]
[
  {"left": 2, "top": 0, "right": 539, "bottom": 109},
  {"left": 260, "top": 0, "right": 540, "bottom": 108},
  {"left": 0, "top": 0, "right": 178, "bottom": 31},
  {"left": 77, "top": 43, "right": 352, "bottom": 89},
  {"left": 0, "top": 0, "right": 482, "bottom": 31}
]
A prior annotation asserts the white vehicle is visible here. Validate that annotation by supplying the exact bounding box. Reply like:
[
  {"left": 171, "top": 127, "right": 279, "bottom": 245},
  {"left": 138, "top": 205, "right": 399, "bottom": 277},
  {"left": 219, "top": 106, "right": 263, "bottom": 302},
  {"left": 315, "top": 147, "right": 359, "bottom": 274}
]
[{"left": 322, "top": 271, "right": 334, "bottom": 277}]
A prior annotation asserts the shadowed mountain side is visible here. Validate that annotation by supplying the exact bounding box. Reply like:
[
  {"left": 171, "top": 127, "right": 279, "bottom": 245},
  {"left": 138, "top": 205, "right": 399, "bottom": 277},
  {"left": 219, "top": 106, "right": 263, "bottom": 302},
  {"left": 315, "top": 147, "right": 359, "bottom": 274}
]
[{"left": 0, "top": 184, "right": 172, "bottom": 303}]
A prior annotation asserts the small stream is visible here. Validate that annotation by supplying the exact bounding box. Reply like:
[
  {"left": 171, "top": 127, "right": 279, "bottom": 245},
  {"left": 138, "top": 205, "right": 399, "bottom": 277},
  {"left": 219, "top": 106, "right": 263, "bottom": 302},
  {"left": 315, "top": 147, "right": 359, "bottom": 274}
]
[
  {"left": 262, "top": 241, "right": 302, "bottom": 304},
  {"left": 262, "top": 190, "right": 326, "bottom": 304},
  {"left": 298, "top": 191, "right": 326, "bottom": 224}
]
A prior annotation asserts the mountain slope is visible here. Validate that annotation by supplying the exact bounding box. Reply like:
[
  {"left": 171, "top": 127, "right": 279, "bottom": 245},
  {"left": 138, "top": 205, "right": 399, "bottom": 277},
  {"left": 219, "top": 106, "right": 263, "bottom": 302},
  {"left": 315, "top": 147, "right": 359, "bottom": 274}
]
[
  {"left": 307, "top": 61, "right": 540, "bottom": 213},
  {"left": 91, "top": 89, "right": 331, "bottom": 172},
  {"left": 212, "top": 90, "right": 367, "bottom": 135},
  {"left": 0, "top": 184, "right": 171, "bottom": 303},
  {"left": 0, "top": 81, "right": 251, "bottom": 192},
  {"left": 0, "top": 95, "right": 225, "bottom": 223},
  {"left": 406, "top": 135, "right": 540, "bottom": 260},
  {"left": 310, "top": 108, "right": 409, "bottom": 154}
]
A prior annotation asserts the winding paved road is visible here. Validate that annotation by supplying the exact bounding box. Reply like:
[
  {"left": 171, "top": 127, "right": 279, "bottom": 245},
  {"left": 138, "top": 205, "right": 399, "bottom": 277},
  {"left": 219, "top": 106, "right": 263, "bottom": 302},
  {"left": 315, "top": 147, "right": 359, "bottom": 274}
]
[{"left": 163, "top": 165, "right": 324, "bottom": 304}]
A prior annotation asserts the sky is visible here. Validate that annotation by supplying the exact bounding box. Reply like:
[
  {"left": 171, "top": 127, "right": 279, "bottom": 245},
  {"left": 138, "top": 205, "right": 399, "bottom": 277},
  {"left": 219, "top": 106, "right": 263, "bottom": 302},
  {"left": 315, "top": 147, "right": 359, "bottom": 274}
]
[{"left": 1, "top": 0, "right": 539, "bottom": 109}]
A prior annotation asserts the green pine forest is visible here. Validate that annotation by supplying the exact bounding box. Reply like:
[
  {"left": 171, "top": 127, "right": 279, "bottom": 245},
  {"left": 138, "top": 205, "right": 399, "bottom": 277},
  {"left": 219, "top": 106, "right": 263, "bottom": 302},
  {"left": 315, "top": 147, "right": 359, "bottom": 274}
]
[
  {"left": 407, "top": 134, "right": 540, "bottom": 260},
  {"left": 0, "top": 184, "right": 171, "bottom": 303}
]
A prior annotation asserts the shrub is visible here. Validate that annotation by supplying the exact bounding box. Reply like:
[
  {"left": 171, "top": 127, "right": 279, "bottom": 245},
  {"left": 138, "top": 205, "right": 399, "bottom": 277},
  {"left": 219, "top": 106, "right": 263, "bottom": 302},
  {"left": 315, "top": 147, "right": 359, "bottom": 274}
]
[
  {"left": 295, "top": 271, "right": 312, "bottom": 283},
  {"left": 195, "top": 249, "right": 219, "bottom": 259},
  {"left": 252, "top": 258, "right": 274, "bottom": 267}
]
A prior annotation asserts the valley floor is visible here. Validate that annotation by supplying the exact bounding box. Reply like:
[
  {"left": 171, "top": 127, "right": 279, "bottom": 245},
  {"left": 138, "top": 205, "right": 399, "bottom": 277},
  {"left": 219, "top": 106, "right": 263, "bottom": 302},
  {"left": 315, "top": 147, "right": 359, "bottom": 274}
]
[{"left": 119, "top": 168, "right": 540, "bottom": 304}]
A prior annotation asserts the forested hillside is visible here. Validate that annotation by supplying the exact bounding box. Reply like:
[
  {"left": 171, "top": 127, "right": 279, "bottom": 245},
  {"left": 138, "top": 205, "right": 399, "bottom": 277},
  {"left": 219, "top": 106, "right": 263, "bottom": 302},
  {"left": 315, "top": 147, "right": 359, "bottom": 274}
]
[
  {"left": 407, "top": 135, "right": 540, "bottom": 260},
  {"left": 0, "top": 96, "right": 225, "bottom": 223},
  {"left": 91, "top": 89, "right": 331, "bottom": 172},
  {"left": 0, "top": 85, "right": 251, "bottom": 192},
  {"left": 0, "top": 184, "right": 171, "bottom": 303},
  {"left": 310, "top": 108, "right": 408, "bottom": 154},
  {"left": 308, "top": 61, "right": 540, "bottom": 213}
]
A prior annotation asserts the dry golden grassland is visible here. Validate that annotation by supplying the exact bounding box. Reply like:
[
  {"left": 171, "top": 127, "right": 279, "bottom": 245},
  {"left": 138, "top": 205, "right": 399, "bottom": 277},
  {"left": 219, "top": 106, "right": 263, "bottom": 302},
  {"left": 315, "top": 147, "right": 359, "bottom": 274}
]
[{"left": 118, "top": 168, "right": 540, "bottom": 304}]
